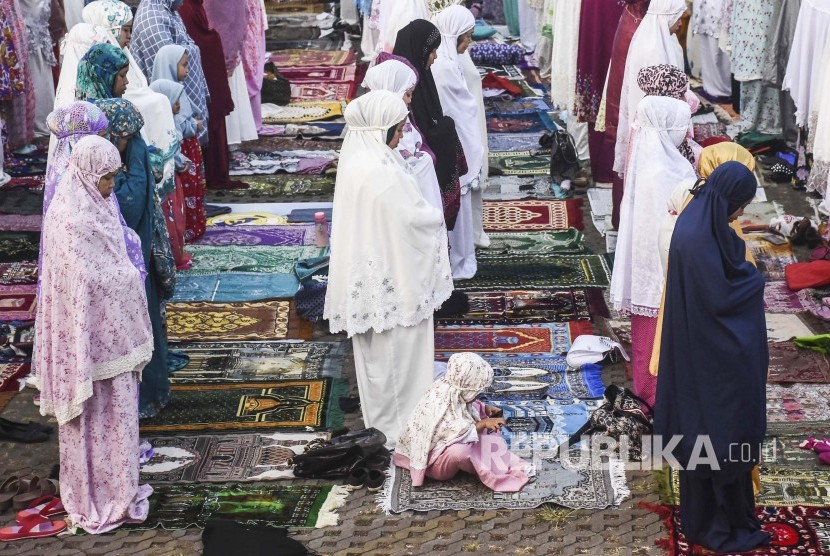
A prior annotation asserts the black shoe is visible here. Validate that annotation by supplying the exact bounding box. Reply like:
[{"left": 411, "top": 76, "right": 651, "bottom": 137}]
[
  {"left": 0, "top": 418, "right": 53, "bottom": 434},
  {"left": 366, "top": 469, "right": 386, "bottom": 491},
  {"left": 0, "top": 421, "right": 49, "bottom": 443},
  {"left": 346, "top": 467, "right": 368, "bottom": 489}
]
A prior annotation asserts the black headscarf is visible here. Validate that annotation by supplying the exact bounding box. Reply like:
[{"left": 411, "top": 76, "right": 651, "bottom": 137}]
[
  {"left": 655, "top": 161, "right": 766, "bottom": 472},
  {"left": 394, "top": 19, "right": 463, "bottom": 230}
]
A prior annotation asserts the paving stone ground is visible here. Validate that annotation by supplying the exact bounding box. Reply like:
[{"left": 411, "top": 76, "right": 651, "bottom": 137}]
[{"left": 0, "top": 176, "right": 813, "bottom": 555}]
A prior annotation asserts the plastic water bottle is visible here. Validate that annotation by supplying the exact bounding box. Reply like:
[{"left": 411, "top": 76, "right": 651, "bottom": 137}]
[{"left": 314, "top": 212, "right": 329, "bottom": 248}]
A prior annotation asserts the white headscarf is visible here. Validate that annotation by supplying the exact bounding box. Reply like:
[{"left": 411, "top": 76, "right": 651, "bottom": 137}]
[
  {"left": 54, "top": 23, "right": 113, "bottom": 111},
  {"left": 396, "top": 353, "right": 494, "bottom": 480},
  {"left": 610, "top": 96, "right": 696, "bottom": 315},
  {"left": 324, "top": 91, "right": 453, "bottom": 336},
  {"left": 613, "top": 0, "right": 686, "bottom": 175},
  {"left": 362, "top": 59, "right": 417, "bottom": 95},
  {"left": 431, "top": 5, "right": 484, "bottom": 190}
]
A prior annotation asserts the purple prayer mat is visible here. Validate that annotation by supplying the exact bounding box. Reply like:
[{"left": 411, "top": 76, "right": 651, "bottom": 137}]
[{"left": 195, "top": 225, "right": 315, "bottom": 246}]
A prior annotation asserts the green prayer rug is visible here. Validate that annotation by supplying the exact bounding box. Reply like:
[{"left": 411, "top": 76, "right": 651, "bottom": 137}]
[
  {"left": 204, "top": 175, "right": 336, "bottom": 204},
  {"left": 133, "top": 483, "right": 350, "bottom": 529},
  {"left": 480, "top": 229, "right": 588, "bottom": 257},
  {"left": 489, "top": 151, "right": 551, "bottom": 176},
  {"left": 138, "top": 379, "right": 346, "bottom": 434},
  {"left": 183, "top": 245, "right": 325, "bottom": 275},
  {"left": 453, "top": 254, "right": 611, "bottom": 291}
]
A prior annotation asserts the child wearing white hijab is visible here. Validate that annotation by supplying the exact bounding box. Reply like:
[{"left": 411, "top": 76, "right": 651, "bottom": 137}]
[
  {"left": 394, "top": 352, "right": 532, "bottom": 491},
  {"left": 324, "top": 91, "right": 453, "bottom": 449},
  {"left": 613, "top": 0, "right": 686, "bottom": 175},
  {"left": 362, "top": 57, "right": 444, "bottom": 211},
  {"left": 431, "top": 5, "right": 484, "bottom": 279},
  {"left": 610, "top": 95, "right": 696, "bottom": 408}
]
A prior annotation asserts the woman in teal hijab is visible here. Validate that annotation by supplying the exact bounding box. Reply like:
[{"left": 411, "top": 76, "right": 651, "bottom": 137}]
[
  {"left": 76, "top": 43, "right": 131, "bottom": 100},
  {"left": 94, "top": 97, "right": 174, "bottom": 419}
]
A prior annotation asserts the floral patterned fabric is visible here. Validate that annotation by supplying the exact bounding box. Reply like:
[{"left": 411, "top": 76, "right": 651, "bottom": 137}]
[
  {"left": 76, "top": 43, "right": 129, "bottom": 100},
  {"left": 0, "top": 1, "right": 24, "bottom": 100},
  {"left": 636, "top": 64, "right": 688, "bottom": 99},
  {"left": 179, "top": 136, "right": 206, "bottom": 242}
]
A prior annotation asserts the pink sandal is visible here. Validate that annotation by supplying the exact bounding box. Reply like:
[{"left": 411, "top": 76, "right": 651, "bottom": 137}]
[
  {"left": 16, "top": 496, "right": 65, "bottom": 523},
  {"left": 0, "top": 518, "right": 66, "bottom": 541}
]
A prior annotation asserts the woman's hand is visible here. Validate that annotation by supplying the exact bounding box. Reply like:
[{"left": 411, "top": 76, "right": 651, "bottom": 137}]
[
  {"left": 476, "top": 417, "right": 506, "bottom": 434},
  {"left": 485, "top": 405, "right": 503, "bottom": 418}
]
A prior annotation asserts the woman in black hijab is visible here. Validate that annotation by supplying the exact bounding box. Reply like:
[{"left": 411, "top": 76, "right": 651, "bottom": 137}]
[
  {"left": 394, "top": 19, "right": 465, "bottom": 230},
  {"left": 655, "top": 161, "right": 770, "bottom": 553}
]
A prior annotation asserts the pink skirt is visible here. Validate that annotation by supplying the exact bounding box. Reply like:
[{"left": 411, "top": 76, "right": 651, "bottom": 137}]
[{"left": 630, "top": 314, "right": 658, "bottom": 408}]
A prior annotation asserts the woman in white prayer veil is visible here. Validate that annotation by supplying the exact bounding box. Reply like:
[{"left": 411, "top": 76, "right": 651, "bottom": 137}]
[
  {"left": 610, "top": 95, "right": 696, "bottom": 409},
  {"left": 324, "top": 90, "right": 453, "bottom": 449},
  {"left": 431, "top": 5, "right": 483, "bottom": 279},
  {"left": 362, "top": 57, "right": 444, "bottom": 211},
  {"left": 81, "top": 0, "right": 179, "bottom": 196},
  {"left": 377, "top": 0, "right": 429, "bottom": 53},
  {"left": 613, "top": 0, "right": 686, "bottom": 175}
]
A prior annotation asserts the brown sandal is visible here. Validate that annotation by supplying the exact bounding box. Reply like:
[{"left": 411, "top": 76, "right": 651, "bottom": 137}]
[
  {"left": 12, "top": 477, "right": 59, "bottom": 511},
  {"left": 0, "top": 477, "right": 30, "bottom": 512}
]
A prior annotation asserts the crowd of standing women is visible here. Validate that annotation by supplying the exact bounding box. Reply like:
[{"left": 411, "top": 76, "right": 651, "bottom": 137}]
[{"left": 0, "top": 0, "right": 267, "bottom": 534}]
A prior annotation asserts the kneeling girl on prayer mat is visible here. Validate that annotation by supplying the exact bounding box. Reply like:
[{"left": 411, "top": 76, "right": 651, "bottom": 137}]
[{"left": 394, "top": 353, "right": 532, "bottom": 492}]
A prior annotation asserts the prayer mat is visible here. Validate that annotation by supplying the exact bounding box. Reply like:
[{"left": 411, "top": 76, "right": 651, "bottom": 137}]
[
  {"left": 1, "top": 175, "right": 44, "bottom": 190},
  {"left": 279, "top": 66, "right": 356, "bottom": 83},
  {"left": 140, "top": 432, "right": 330, "bottom": 483},
  {"left": 767, "top": 383, "right": 830, "bottom": 422},
  {"left": 135, "top": 483, "right": 349, "bottom": 529},
  {"left": 656, "top": 467, "right": 830, "bottom": 508},
  {"left": 489, "top": 150, "right": 551, "bottom": 176},
  {"left": 486, "top": 112, "right": 555, "bottom": 134},
  {"left": 0, "top": 362, "right": 30, "bottom": 392},
  {"left": 438, "top": 289, "right": 592, "bottom": 325},
  {"left": 196, "top": 225, "right": 315, "bottom": 246},
  {"left": 228, "top": 150, "right": 338, "bottom": 176},
  {"left": 0, "top": 189, "right": 44, "bottom": 215},
  {"left": 382, "top": 454, "right": 628, "bottom": 513},
  {"left": 169, "top": 341, "right": 346, "bottom": 383},
  {"left": 138, "top": 378, "right": 346, "bottom": 434},
  {"left": 484, "top": 97, "right": 552, "bottom": 115},
  {"left": 479, "top": 64, "right": 526, "bottom": 80},
  {"left": 238, "top": 137, "right": 342, "bottom": 153},
  {"left": 258, "top": 122, "right": 346, "bottom": 138},
  {"left": 166, "top": 300, "right": 313, "bottom": 342},
  {"left": 270, "top": 49, "right": 355, "bottom": 67},
  {"left": 183, "top": 245, "right": 324, "bottom": 275},
  {"left": 482, "top": 358, "right": 605, "bottom": 400},
  {"left": 492, "top": 399, "right": 603, "bottom": 450},
  {"left": 768, "top": 341, "right": 830, "bottom": 383},
  {"left": 766, "top": 313, "right": 814, "bottom": 343},
  {"left": 0, "top": 262, "right": 37, "bottom": 285},
  {"left": 482, "top": 200, "right": 584, "bottom": 231},
  {"left": 480, "top": 229, "right": 587, "bottom": 256},
  {"left": 481, "top": 176, "right": 557, "bottom": 201},
  {"left": 748, "top": 235, "right": 798, "bottom": 280},
  {"left": 206, "top": 212, "right": 288, "bottom": 226},
  {"left": 739, "top": 202, "right": 783, "bottom": 231},
  {"left": 204, "top": 175, "right": 335, "bottom": 203},
  {"left": 453, "top": 254, "right": 612, "bottom": 291},
  {"left": 0, "top": 232, "right": 39, "bottom": 263},
  {"left": 3, "top": 147, "right": 47, "bottom": 177},
  {"left": 171, "top": 273, "right": 301, "bottom": 303},
  {"left": 650, "top": 504, "right": 830, "bottom": 555},
  {"left": 262, "top": 101, "right": 344, "bottom": 124},
  {"left": 0, "top": 214, "right": 41, "bottom": 232},
  {"left": 434, "top": 321, "right": 593, "bottom": 358},
  {"left": 0, "top": 320, "right": 34, "bottom": 349},
  {"left": 287, "top": 208, "right": 331, "bottom": 223},
  {"left": 764, "top": 280, "right": 823, "bottom": 314},
  {"left": 763, "top": 422, "right": 830, "bottom": 471},
  {"left": 266, "top": 2, "right": 328, "bottom": 15},
  {"left": 291, "top": 82, "right": 355, "bottom": 102},
  {"left": 488, "top": 133, "right": 545, "bottom": 152},
  {"left": 0, "top": 285, "right": 37, "bottom": 320}
]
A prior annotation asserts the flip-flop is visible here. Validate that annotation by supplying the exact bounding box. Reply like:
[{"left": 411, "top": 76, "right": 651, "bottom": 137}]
[
  {"left": 16, "top": 496, "right": 65, "bottom": 523},
  {"left": 0, "top": 518, "right": 67, "bottom": 541}
]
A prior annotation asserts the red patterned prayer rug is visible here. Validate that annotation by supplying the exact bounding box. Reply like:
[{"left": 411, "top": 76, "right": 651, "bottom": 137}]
[
  {"left": 645, "top": 503, "right": 830, "bottom": 556},
  {"left": 434, "top": 321, "right": 593, "bottom": 360},
  {"left": 0, "top": 262, "right": 37, "bottom": 285},
  {"left": 0, "top": 362, "right": 30, "bottom": 392},
  {"left": 278, "top": 65, "right": 357, "bottom": 83},
  {"left": 290, "top": 82, "right": 355, "bottom": 102},
  {"left": 768, "top": 341, "right": 830, "bottom": 383},
  {"left": 482, "top": 199, "right": 584, "bottom": 231},
  {"left": 0, "top": 284, "right": 37, "bottom": 320}
]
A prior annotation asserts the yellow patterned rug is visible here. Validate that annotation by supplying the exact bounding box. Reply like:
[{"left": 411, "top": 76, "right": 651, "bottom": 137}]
[{"left": 166, "top": 301, "right": 313, "bottom": 342}]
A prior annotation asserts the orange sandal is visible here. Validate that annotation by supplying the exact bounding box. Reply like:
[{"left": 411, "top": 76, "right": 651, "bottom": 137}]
[{"left": 0, "top": 517, "right": 67, "bottom": 541}]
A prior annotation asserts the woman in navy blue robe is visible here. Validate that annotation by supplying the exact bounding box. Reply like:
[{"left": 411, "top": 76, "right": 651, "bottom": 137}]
[{"left": 654, "top": 161, "right": 770, "bottom": 552}]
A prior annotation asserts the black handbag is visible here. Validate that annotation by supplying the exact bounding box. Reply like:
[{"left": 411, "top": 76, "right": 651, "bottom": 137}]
[
  {"left": 565, "top": 385, "right": 652, "bottom": 460},
  {"left": 262, "top": 62, "right": 291, "bottom": 106},
  {"left": 544, "top": 128, "right": 581, "bottom": 184},
  {"left": 291, "top": 428, "right": 388, "bottom": 479}
]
